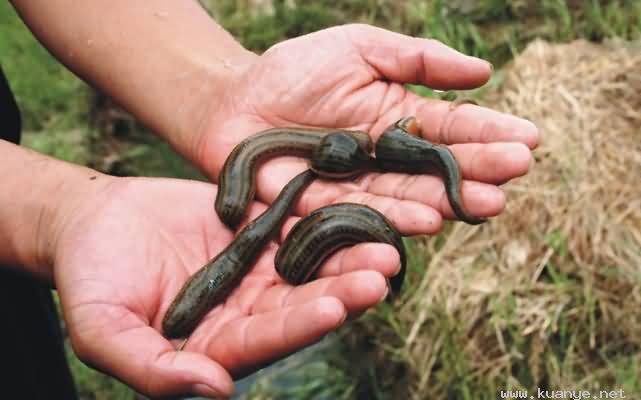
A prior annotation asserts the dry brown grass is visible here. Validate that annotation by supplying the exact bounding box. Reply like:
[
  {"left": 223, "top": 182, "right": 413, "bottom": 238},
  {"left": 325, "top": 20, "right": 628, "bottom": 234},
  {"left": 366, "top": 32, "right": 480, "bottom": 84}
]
[{"left": 395, "top": 39, "right": 641, "bottom": 398}]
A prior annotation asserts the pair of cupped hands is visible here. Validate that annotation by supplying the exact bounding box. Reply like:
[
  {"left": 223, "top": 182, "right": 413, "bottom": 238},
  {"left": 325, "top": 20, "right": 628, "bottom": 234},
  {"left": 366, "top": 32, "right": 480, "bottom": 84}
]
[{"left": 54, "top": 26, "right": 538, "bottom": 398}]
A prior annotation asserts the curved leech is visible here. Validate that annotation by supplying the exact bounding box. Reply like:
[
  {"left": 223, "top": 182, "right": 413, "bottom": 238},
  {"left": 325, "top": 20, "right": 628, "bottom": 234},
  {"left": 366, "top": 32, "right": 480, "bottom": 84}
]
[
  {"left": 275, "top": 203, "right": 406, "bottom": 299},
  {"left": 215, "top": 128, "right": 372, "bottom": 228},
  {"left": 375, "top": 117, "right": 486, "bottom": 225}
]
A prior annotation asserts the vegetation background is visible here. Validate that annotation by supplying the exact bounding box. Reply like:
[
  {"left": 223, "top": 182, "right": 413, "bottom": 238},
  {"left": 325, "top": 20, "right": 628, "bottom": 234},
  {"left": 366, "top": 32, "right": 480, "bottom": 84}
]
[{"left": 1, "top": 0, "right": 640, "bottom": 399}]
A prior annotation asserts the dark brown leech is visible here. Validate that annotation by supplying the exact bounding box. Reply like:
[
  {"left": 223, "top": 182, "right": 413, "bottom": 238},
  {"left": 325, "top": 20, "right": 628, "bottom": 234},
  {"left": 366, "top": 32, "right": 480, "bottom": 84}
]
[
  {"left": 275, "top": 203, "right": 406, "bottom": 299},
  {"left": 215, "top": 128, "right": 371, "bottom": 228},
  {"left": 163, "top": 169, "right": 316, "bottom": 338},
  {"left": 375, "top": 117, "right": 485, "bottom": 225},
  {"left": 310, "top": 132, "right": 377, "bottom": 178}
]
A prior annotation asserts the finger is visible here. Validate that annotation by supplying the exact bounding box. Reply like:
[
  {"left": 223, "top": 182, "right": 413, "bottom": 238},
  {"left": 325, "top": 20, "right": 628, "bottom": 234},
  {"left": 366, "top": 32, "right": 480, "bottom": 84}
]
[
  {"left": 363, "top": 172, "right": 505, "bottom": 221},
  {"left": 350, "top": 142, "right": 532, "bottom": 219},
  {"left": 268, "top": 173, "right": 443, "bottom": 236},
  {"left": 315, "top": 242, "right": 402, "bottom": 279},
  {"left": 252, "top": 270, "right": 389, "bottom": 316},
  {"left": 202, "top": 297, "right": 347, "bottom": 377},
  {"left": 253, "top": 156, "right": 443, "bottom": 235},
  {"left": 69, "top": 310, "right": 233, "bottom": 398},
  {"left": 449, "top": 142, "right": 533, "bottom": 184},
  {"left": 344, "top": 24, "right": 491, "bottom": 90},
  {"left": 250, "top": 141, "right": 532, "bottom": 232},
  {"left": 266, "top": 241, "right": 401, "bottom": 281},
  {"left": 254, "top": 143, "right": 528, "bottom": 228},
  {"left": 314, "top": 191, "right": 443, "bottom": 235},
  {"left": 416, "top": 99, "right": 540, "bottom": 149}
]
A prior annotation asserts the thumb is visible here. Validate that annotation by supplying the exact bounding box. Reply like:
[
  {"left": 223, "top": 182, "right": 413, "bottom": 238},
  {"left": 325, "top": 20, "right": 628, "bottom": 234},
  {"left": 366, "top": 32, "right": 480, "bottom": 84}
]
[
  {"left": 71, "top": 323, "right": 234, "bottom": 399},
  {"left": 343, "top": 24, "right": 492, "bottom": 90}
]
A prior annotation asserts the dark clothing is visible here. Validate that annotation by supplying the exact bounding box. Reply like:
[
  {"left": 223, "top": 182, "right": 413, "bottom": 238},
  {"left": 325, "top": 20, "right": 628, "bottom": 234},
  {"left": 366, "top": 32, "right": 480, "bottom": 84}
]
[
  {"left": 1, "top": 66, "right": 78, "bottom": 398},
  {"left": 0, "top": 67, "right": 21, "bottom": 144}
]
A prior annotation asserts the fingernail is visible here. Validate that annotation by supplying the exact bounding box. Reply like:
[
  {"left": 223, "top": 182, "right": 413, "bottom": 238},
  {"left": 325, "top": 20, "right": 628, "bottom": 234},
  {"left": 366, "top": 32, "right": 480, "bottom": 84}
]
[
  {"left": 192, "top": 383, "right": 224, "bottom": 399},
  {"left": 466, "top": 56, "right": 493, "bottom": 74},
  {"left": 391, "top": 262, "right": 402, "bottom": 276},
  {"left": 339, "top": 310, "right": 348, "bottom": 325},
  {"left": 379, "top": 284, "right": 390, "bottom": 303}
]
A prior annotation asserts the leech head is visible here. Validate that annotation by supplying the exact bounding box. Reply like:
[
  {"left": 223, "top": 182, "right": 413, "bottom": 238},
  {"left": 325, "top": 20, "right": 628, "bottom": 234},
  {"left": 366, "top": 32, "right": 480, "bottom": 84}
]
[
  {"left": 377, "top": 116, "right": 420, "bottom": 145},
  {"left": 396, "top": 116, "right": 420, "bottom": 136},
  {"left": 310, "top": 132, "right": 375, "bottom": 178}
]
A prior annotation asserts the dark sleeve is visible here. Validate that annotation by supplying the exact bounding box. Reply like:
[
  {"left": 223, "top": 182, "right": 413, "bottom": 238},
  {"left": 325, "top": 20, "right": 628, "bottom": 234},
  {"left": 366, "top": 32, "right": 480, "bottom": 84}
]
[{"left": 0, "top": 65, "right": 22, "bottom": 144}]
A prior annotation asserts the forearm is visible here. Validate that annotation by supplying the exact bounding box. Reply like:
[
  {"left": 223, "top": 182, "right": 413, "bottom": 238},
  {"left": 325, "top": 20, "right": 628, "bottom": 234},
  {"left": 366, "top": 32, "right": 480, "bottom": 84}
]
[
  {"left": 10, "top": 0, "right": 256, "bottom": 161},
  {"left": 0, "top": 139, "right": 107, "bottom": 278}
]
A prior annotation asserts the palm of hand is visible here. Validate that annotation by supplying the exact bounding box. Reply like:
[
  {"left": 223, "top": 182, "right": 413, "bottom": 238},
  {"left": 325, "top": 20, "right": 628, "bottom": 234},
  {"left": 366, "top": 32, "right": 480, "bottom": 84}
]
[
  {"left": 244, "top": 28, "right": 388, "bottom": 130},
  {"left": 53, "top": 177, "right": 391, "bottom": 397},
  {"left": 202, "top": 26, "right": 408, "bottom": 174},
  {"left": 199, "top": 25, "right": 537, "bottom": 236}
]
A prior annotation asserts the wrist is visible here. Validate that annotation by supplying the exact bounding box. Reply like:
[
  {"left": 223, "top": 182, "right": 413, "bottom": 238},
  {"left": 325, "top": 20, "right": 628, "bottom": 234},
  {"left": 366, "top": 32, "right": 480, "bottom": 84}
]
[
  {"left": 0, "top": 140, "right": 114, "bottom": 279},
  {"left": 177, "top": 46, "right": 258, "bottom": 170}
]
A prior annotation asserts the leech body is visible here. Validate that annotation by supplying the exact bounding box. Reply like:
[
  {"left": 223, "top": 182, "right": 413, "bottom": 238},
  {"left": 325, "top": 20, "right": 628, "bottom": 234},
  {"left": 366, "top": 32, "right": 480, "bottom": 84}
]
[
  {"left": 310, "top": 132, "right": 376, "bottom": 178},
  {"left": 375, "top": 117, "right": 486, "bottom": 225},
  {"left": 165, "top": 133, "right": 374, "bottom": 338},
  {"left": 163, "top": 169, "right": 316, "bottom": 338},
  {"left": 216, "top": 128, "right": 372, "bottom": 228},
  {"left": 163, "top": 116, "right": 483, "bottom": 339},
  {"left": 275, "top": 203, "right": 406, "bottom": 297}
]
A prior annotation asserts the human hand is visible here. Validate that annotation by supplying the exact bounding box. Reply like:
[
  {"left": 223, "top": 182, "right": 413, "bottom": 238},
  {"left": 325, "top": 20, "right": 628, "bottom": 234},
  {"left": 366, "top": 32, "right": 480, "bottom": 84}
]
[
  {"left": 195, "top": 24, "right": 539, "bottom": 235},
  {"left": 53, "top": 175, "right": 398, "bottom": 398}
]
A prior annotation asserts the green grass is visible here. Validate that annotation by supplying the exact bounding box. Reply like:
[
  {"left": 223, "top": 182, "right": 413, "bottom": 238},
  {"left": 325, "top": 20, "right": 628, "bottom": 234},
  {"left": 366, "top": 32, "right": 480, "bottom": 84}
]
[
  {"left": 64, "top": 341, "right": 139, "bottom": 400},
  {"left": 214, "top": 0, "right": 340, "bottom": 51},
  {"left": 0, "top": 2, "right": 88, "bottom": 132},
  {"left": 208, "top": 0, "right": 641, "bottom": 67},
  {"left": 0, "top": 2, "right": 96, "bottom": 165}
]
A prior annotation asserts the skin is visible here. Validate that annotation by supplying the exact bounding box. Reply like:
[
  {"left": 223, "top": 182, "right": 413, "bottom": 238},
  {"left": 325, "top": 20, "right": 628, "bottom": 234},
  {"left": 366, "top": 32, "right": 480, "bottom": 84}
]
[{"left": 8, "top": 1, "right": 539, "bottom": 398}]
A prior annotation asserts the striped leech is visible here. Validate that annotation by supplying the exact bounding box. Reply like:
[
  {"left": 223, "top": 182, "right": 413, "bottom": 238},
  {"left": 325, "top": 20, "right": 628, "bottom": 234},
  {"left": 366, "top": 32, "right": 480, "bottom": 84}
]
[{"left": 164, "top": 117, "right": 483, "bottom": 338}]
